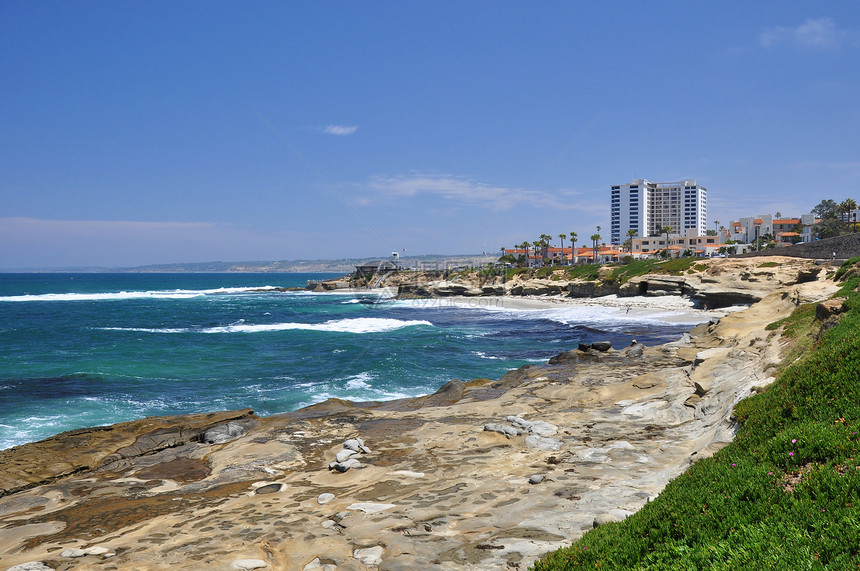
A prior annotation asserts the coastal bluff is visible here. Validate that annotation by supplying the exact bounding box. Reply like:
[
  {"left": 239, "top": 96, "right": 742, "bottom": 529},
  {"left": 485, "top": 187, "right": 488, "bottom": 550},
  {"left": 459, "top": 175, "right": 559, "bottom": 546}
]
[
  {"left": 343, "top": 256, "right": 826, "bottom": 309},
  {"left": 0, "top": 258, "right": 841, "bottom": 570}
]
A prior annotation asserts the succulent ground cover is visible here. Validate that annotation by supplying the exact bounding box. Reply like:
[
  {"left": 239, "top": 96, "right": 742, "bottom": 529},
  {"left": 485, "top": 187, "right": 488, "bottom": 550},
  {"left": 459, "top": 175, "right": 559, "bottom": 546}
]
[{"left": 533, "top": 264, "right": 860, "bottom": 570}]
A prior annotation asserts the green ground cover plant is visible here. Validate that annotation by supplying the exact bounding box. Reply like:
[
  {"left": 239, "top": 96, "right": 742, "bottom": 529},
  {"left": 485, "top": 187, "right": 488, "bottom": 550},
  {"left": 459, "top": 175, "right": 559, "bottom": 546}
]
[
  {"left": 562, "top": 264, "right": 603, "bottom": 281},
  {"left": 533, "top": 271, "right": 860, "bottom": 570}
]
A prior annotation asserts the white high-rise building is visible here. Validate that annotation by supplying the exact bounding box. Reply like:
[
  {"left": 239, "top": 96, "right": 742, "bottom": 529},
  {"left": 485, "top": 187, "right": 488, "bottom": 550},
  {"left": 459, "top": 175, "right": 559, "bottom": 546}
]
[{"left": 610, "top": 179, "right": 707, "bottom": 245}]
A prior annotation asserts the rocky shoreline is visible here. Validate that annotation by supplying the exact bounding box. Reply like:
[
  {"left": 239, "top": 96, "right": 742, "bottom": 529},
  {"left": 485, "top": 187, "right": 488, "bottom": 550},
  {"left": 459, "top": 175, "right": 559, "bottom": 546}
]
[
  {"left": 317, "top": 256, "right": 827, "bottom": 310},
  {"left": 0, "top": 258, "right": 840, "bottom": 570}
]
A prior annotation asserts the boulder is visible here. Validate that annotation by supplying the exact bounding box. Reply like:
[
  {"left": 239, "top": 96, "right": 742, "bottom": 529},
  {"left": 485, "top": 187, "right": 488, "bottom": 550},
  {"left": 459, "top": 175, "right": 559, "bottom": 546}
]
[
  {"left": 204, "top": 421, "right": 252, "bottom": 444},
  {"left": 548, "top": 349, "right": 601, "bottom": 365},
  {"left": 336, "top": 449, "right": 359, "bottom": 463},
  {"left": 816, "top": 298, "right": 846, "bottom": 321},
  {"left": 6, "top": 564, "right": 54, "bottom": 571},
  {"left": 343, "top": 438, "right": 371, "bottom": 454},
  {"left": 625, "top": 342, "right": 644, "bottom": 358},
  {"left": 354, "top": 546, "right": 385, "bottom": 566},
  {"left": 693, "top": 381, "right": 710, "bottom": 396},
  {"left": 484, "top": 423, "right": 524, "bottom": 438},
  {"left": 506, "top": 416, "right": 558, "bottom": 437},
  {"left": 591, "top": 341, "right": 612, "bottom": 352}
]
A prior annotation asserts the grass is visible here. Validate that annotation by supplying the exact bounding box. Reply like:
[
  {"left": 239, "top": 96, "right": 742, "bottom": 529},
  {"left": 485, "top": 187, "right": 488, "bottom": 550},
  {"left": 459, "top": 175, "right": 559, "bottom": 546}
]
[
  {"left": 834, "top": 257, "right": 860, "bottom": 281},
  {"left": 532, "top": 270, "right": 860, "bottom": 570}
]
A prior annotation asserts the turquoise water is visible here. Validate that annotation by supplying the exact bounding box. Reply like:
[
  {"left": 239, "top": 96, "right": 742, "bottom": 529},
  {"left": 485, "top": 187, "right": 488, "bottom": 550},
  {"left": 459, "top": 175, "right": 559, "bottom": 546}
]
[{"left": 0, "top": 273, "right": 699, "bottom": 449}]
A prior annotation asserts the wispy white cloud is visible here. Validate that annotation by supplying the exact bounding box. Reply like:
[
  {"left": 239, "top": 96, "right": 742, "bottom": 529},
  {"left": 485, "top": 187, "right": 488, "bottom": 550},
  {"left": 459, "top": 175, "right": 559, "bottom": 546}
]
[
  {"left": 366, "top": 173, "right": 585, "bottom": 211},
  {"left": 321, "top": 125, "right": 359, "bottom": 136},
  {"left": 760, "top": 17, "right": 853, "bottom": 49}
]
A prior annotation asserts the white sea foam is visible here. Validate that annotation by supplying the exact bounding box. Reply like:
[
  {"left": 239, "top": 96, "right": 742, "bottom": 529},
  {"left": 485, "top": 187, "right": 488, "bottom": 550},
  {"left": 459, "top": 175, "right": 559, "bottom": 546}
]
[
  {"left": 99, "top": 317, "right": 433, "bottom": 335},
  {"left": 0, "top": 286, "right": 283, "bottom": 302},
  {"left": 473, "top": 351, "right": 503, "bottom": 360},
  {"left": 344, "top": 372, "right": 374, "bottom": 390}
]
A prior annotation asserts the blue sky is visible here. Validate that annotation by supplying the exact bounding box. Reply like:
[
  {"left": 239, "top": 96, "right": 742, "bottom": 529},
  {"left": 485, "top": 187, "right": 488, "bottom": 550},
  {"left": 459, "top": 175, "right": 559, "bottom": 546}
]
[{"left": 2, "top": 2, "right": 859, "bottom": 268}]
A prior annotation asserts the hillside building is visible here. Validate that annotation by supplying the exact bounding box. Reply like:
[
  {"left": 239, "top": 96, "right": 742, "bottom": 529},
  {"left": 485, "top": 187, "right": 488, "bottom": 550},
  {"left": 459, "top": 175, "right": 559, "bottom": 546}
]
[{"left": 610, "top": 179, "right": 707, "bottom": 245}]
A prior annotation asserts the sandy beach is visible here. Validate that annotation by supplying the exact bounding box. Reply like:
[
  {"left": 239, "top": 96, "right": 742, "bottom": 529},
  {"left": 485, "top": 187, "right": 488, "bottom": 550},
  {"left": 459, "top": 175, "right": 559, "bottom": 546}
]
[{"left": 401, "top": 294, "right": 742, "bottom": 324}]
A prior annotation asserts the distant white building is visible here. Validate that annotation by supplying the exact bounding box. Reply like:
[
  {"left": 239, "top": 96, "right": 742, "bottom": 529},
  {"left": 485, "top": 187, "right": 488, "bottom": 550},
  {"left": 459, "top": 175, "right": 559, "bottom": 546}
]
[
  {"left": 632, "top": 228, "right": 725, "bottom": 258},
  {"left": 729, "top": 214, "right": 817, "bottom": 245},
  {"left": 610, "top": 179, "right": 707, "bottom": 245}
]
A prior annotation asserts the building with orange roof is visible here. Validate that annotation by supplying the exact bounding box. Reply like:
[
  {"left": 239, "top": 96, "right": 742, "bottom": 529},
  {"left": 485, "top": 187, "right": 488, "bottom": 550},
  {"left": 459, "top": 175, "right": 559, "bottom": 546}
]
[{"left": 729, "top": 213, "right": 816, "bottom": 245}]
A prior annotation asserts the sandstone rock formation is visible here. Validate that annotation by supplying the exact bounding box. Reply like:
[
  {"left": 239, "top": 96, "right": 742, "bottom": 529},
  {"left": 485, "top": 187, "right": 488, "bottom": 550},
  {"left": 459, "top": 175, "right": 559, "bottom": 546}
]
[{"left": 390, "top": 257, "right": 829, "bottom": 310}]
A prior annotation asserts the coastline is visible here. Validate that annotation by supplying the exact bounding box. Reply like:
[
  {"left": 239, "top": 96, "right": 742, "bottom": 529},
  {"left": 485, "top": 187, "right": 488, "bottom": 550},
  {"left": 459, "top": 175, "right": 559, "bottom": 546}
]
[
  {"left": 0, "top": 268, "right": 840, "bottom": 570},
  {"left": 414, "top": 293, "right": 742, "bottom": 323}
]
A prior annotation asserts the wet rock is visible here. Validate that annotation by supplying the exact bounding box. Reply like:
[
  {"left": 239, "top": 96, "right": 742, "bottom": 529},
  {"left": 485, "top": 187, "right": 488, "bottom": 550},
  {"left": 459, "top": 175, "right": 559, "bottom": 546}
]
[
  {"left": 529, "top": 474, "right": 545, "bottom": 485},
  {"left": 578, "top": 342, "right": 592, "bottom": 351},
  {"left": 548, "top": 349, "right": 601, "bottom": 365},
  {"left": 253, "top": 483, "right": 283, "bottom": 495},
  {"left": 591, "top": 341, "right": 612, "bottom": 352}
]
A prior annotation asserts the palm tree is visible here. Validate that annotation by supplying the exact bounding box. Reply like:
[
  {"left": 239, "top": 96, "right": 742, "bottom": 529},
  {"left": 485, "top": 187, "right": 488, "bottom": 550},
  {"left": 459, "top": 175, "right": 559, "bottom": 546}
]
[
  {"left": 840, "top": 199, "right": 858, "bottom": 232},
  {"left": 713, "top": 220, "right": 719, "bottom": 234},
  {"left": 626, "top": 228, "right": 637, "bottom": 254},
  {"left": 569, "top": 231, "right": 578, "bottom": 264},
  {"left": 531, "top": 241, "right": 541, "bottom": 267},
  {"left": 662, "top": 225, "right": 673, "bottom": 257},
  {"left": 516, "top": 242, "right": 529, "bottom": 267},
  {"left": 558, "top": 233, "right": 566, "bottom": 265},
  {"left": 539, "top": 234, "right": 552, "bottom": 264},
  {"left": 590, "top": 233, "right": 601, "bottom": 263}
]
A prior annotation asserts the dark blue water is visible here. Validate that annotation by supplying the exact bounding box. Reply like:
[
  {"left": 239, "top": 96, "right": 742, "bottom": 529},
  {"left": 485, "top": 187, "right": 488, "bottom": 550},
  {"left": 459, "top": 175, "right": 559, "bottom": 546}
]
[{"left": 0, "top": 273, "right": 699, "bottom": 449}]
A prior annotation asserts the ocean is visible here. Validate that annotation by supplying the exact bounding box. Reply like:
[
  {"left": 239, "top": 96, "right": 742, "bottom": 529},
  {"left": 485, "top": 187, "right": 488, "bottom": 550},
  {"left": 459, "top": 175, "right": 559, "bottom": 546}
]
[{"left": 0, "top": 273, "right": 702, "bottom": 450}]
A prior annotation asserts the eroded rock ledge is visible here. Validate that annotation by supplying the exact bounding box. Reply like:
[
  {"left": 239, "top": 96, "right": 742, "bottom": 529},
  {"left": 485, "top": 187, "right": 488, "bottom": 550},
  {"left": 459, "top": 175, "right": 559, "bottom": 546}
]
[
  {"left": 390, "top": 257, "right": 826, "bottom": 309},
  {"left": 0, "top": 267, "right": 839, "bottom": 571}
]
